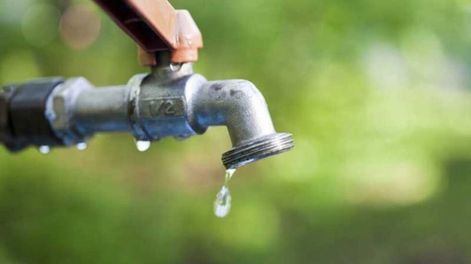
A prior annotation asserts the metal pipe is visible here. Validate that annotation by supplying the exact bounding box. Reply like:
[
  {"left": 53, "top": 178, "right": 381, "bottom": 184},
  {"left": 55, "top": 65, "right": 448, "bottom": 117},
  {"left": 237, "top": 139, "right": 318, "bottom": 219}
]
[{"left": 74, "top": 86, "right": 130, "bottom": 133}]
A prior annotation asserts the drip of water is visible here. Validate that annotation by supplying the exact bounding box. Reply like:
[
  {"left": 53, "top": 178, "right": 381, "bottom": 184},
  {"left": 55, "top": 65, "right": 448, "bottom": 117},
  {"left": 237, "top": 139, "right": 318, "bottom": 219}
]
[
  {"left": 76, "top": 142, "right": 87, "bottom": 151},
  {"left": 214, "top": 186, "right": 231, "bottom": 218},
  {"left": 214, "top": 169, "right": 236, "bottom": 218},
  {"left": 38, "top": 145, "right": 50, "bottom": 155},
  {"left": 136, "top": 140, "right": 151, "bottom": 152}
]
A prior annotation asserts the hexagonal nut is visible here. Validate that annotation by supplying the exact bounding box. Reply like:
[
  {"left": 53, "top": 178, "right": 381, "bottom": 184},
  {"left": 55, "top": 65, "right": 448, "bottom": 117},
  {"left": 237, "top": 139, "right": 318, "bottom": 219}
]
[
  {"left": 48, "top": 77, "right": 94, "bottom": 144},
  {"left": 50, "top": 78, "right": 91, "bottom": 128}
]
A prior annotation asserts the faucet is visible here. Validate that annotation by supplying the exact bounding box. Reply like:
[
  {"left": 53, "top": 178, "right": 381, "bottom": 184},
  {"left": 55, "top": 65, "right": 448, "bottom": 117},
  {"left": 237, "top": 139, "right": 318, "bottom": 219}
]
[{"left": 0, "top": 0, "right": 294, "bottom": 170}]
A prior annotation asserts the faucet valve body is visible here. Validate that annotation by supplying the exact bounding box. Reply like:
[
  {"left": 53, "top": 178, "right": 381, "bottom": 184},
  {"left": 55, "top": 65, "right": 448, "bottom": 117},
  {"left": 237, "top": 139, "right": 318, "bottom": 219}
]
[{"left": 0, "top": 65, "right": 293, "bottom": 169}]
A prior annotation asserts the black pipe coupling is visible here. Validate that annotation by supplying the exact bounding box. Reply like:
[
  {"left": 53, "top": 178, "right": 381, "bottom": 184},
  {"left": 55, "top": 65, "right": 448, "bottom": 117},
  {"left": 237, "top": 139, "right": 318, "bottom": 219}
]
[{"left": 0, "top": 78, "right": 64, "bottom": 152}]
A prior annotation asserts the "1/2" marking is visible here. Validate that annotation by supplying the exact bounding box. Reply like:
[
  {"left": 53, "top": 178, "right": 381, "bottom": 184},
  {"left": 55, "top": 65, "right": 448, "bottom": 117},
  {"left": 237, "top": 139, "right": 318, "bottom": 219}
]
[{"left": 143, "top": 97, "right": 185, "bottom": 118}]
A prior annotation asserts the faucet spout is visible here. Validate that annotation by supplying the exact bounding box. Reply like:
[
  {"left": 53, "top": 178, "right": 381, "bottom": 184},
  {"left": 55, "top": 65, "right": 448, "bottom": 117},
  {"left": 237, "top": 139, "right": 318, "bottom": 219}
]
[
  {"left": 190, "top": 80, "right": 294, "bottom": 169},
  {"left": 191, "top": 80, "right": 276, "bottom": 146}
]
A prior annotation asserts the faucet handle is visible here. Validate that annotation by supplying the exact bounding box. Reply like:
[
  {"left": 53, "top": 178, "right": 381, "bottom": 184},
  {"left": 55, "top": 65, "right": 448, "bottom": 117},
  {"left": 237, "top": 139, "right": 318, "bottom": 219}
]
[{"left": 93, "top": 0, "right": 203, "bottom": 66}]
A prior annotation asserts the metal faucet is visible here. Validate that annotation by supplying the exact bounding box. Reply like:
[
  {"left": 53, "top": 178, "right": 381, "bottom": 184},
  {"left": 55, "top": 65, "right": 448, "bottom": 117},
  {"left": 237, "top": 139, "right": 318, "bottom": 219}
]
[{"left": 0, "top": 1, "right": 294, "bottom": 169}]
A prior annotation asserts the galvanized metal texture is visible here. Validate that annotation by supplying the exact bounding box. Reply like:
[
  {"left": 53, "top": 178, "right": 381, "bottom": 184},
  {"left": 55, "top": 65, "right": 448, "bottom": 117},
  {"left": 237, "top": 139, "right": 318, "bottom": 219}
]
[
  {"left": 0, "top": 63, "right": 293, "bottom": 169},
  {"left": 46, "top": 64, "right": 292, "bottom": 168}
]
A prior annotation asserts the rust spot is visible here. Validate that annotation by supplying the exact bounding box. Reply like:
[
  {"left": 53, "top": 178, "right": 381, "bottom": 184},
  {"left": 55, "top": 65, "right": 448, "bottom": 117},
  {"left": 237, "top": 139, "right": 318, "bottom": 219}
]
[{"left": 230, "top": 90, "right": 242, "bottom": 96}]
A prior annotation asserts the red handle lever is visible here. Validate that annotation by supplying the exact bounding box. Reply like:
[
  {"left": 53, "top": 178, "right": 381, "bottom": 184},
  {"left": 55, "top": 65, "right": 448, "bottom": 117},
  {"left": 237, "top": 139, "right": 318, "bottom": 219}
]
[{"left": 93, "top": 0, "right": 203, "bottom": 65}]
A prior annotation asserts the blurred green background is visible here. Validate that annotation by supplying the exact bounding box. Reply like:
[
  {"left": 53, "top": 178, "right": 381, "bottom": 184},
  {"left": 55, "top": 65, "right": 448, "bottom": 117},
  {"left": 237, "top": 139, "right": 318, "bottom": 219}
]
[{"left": 1, "top": 0, "right": 471, "bottom": 263}]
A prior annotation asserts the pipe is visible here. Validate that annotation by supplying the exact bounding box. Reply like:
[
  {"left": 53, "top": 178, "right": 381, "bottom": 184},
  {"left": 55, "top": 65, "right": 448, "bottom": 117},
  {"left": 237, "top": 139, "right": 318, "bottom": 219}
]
[{"left": 74, "top": 86, "right": 130, "bottom": 133}]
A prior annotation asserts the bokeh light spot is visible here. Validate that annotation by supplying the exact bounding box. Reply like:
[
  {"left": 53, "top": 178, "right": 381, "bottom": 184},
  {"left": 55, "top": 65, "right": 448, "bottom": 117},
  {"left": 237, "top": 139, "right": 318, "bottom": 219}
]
[{"left": 59, "top": 5, "right": 101, "bottom": 50}]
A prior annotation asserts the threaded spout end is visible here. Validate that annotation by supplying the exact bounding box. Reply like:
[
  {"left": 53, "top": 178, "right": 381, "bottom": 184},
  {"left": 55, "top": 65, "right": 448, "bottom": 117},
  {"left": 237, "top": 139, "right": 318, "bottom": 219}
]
[{"left": 222, "top": 133, "right": 294, "bottom": 169}]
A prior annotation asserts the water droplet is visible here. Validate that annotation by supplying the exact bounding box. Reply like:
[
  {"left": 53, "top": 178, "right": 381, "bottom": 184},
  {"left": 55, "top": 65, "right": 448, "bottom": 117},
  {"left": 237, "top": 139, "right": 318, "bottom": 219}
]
[
  {"left": 214, "top": 186, "right": 231, "bottom": 218},
  {"left": 136, "top": 140, "right": 151, "bottom": 152},
  {"left": 38, "top": 145, "right": 50, "bottom": 154},
  {"left": 76, "top": 142, "right": 87, "bottom": 151},
  {"left": 225, "top": 169, "right": 236, "bottom": 184},
  {"left": 170, "top": 63, "right": 182, "bottom": 72},
  {"left": 214, "top": 169, "right": 237, "bottom": 218}
]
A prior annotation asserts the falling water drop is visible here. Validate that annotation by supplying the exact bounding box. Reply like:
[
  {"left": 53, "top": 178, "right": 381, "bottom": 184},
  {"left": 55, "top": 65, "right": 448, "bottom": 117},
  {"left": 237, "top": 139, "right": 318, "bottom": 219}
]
[
  {"left": 214, "top": 169, "right": 236, "bottom": 218},
  {"left": 76, "top": 142, "right": 87, "bottom": 151},
  {"left": 136, "top": 140, "right": 151, "bottom": 152},
  {"left": 214, "top": 186, "right": 231, "bottom": 218},
  {"left": 38, "top": 145, "right": 50, "bottom": 154}
]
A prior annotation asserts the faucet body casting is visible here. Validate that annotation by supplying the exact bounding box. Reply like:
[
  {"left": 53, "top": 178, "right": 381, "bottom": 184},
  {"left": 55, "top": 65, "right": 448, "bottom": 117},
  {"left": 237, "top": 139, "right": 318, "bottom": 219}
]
[{"left": 0, "top": 64, "right": 293, "bottom": 169}]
